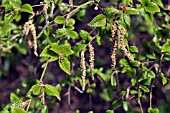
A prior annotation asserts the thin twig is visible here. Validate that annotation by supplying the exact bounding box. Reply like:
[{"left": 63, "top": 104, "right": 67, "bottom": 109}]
[{"left": 150, "top": 54, "right": 164, "bottom": 108}]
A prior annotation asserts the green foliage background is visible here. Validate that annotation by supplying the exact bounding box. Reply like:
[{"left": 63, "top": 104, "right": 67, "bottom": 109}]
[{"left": 0, "top": 0, "right": 170, "bottom": 113}]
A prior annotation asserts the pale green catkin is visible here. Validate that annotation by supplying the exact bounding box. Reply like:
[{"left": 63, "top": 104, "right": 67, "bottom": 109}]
[
  {"left": 119, "top": 26, "right": 134, "bottom": 61},
  {"left": 111, "top": 25, "right": 117, "bottom": 68},
  {"left": 88, "top": 43, "right": 95, "bottom": 80},
  {"left": 80, "top": 50, "right": 86, "bottom": 91}
]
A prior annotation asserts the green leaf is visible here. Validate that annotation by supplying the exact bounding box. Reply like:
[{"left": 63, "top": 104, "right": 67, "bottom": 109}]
[
  {"left": 153, "top": 0, "right": 163, "bottom": 7},
  {"left": 123, "top": 102, "right": 129, "bottom": 111},
  {"left": 88, "top": 14, "right": 106, "bottom": 27},
  {"left": 123, "top": 14, "right": 131, "bottom": 27},
  {"left": 55, "top": 28, "right": 68, "bottom": 37},
  {"left": 144, "top": 2, "right": 160, "bottom": 13},
  {"left": 148, "top": 70, "right": 156, "bottom": 78},
  {"left": 130, "top": 61, "right": 140, "bottom": 67},
  {"left": 104, "top": 6, "right": 119, "bottom": 21},
  {"left": 159, "top": 72, "right": 167, "bottom": 85},
  {"left": 122, "top": 65, "right": 131, "bottom": 73},
  {"left": 11, "top": 107, "right": 26, "bottom": 113},
  {"left": 123, "top": 0, "right": 133, "bottom": 6},
  {"left": 106, "top": 110, "right": 114, "bottom": 113},
  {"left": 142, "top": 12, "right": 154, "bottom": 23},
  {"left": 4, "top": 12, "right": 18, "bottom": 24},
  {"left": 26, "top": 84, "right": 42, "bottom": 98},
  {"left": 68, "top": 31, "right": 78, "bottom": 39},
  {"left": 20, "top": 4, "right": 34, "bottom": 14},
  {"left": 59, "top": 57, "right": 71, "bottom": 75},
  {"left": 112, "top": 99, "right": 122, "bottom": 109},
  {"left": 51, "top": 43, "right": 74, "bottom": 56},
  {"left": 131, "top": 78, "right": 136, "bottom": 86},
  {"left": 41, "top": 106, "right": 48, "bottom": 113},
  {"left": 129, "top": 46, "right": 138, "bottom": 52},
  {"left": 140, "top": 86, "right": 149, "bottom": 92},
  {"left": 44, "top": 84, "right": 61, "bottom": 100},
  {"left": 32, "top": 84, "right": 42, "bottom": 95},
  {"left": 141, "top": 0, "right": 150, "bottom": 6},
  {"left": 79, "top": 30, "right": 92, "bottom": 41},
  {"left": 54, "top": 0, "right": 62, "bottom": 4},
  {"left": 76, "top": 9, "right": 86, "bottom": 21},
  {"left": 54, "top": 16, "right": 65, "bottom": 24},
  {"left": 40, "top": 45, "right": 58, "bottom": 62},
  {"left": 161, "top": 40, "right": 170, "bottom": 53},
  {"left": 148, "top": 108, "right": 159, "bottom": 113},
  {"left": 10, "top": 93, "right": 20, "bottom": 103},
  {"left": 126, "top": 8, "right": 139, "bottom": 15},
  {"left": 66, "top": 18, "right": 75, "bottom": 26},
  {"left": 119, "top": 59, "right": 129, "bottom": 66}
]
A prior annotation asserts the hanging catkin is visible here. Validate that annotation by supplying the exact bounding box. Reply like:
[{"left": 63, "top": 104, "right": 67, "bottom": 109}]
[
  {"left": 118, "top": 26, "right": 133, "bottom": 61},
  {"left": 23, "top": 20, "right": 38, "bottom": 57},
  {"left": 80, "top": 50, "right": 86, "bottom": 91},
  {"left": 111, "top": 25, "right": 117, "bottom": 68},
  {"left": 43, "top": 3, "right": 49, "bottom": 24},
  {"left": 29, "top": 24, "right": 38, "bottom": 57},
  {"left": 88, "top": 43, "right": 95, "bottom": 80}
]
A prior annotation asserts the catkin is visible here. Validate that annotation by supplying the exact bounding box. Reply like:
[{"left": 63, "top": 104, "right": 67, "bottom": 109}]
[
  {"left": 88, "top": 43, "right": 95, "bottom": 80},
  {"left": 43, "top": 3, "right": 49, "bottom": 24},
  {"left": 29, "top": 24, "right": 38, "bottom": 57},
  {"left": 111, "top": 25, "right": 117, "bottom": 68},
  {"left": 118, "top": 26, "right": 133, "bottom": 61},
  {"left": 23, "top": 20, "right": 38, "bottom": 57},
  {"left": 80, "top": 50, "right": 86, "bottom": 91}
]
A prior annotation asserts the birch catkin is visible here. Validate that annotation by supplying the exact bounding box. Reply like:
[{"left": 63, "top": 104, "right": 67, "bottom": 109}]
[
  {"left": 88, "top": 43, "right": 95, "bottom": 80},
  {"left": 111, "top": 25, "right": 117, "bottom": 68},
  {"left": 118, "top": 26, "right": 133, "bottom": 61},
  {"left": 23, "top": 20, "right": 38, "bottom": 57},
  {"left": 80, "top": 50, "right": 86, "bottom": 91}
]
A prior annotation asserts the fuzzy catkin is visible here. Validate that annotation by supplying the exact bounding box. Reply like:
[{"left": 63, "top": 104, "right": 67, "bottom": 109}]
[
  {"left": 23, "top": 20, "right": 38, "bottom": 57},
  {"left": 43, "top": 3, "right": 49, "bottom": 24},
  {"left": 88, "top": 43, "right": 95, "bottom": 80},
  {"left": 111, "top": 25, "right": 117, "bottom": 68},
  {"left": 118, "top": 26, "right": 133, "bottom": 61},
  {"left": 29, "top": 24, "right": 38, "bottom": 57},
  {"left": 80, "top": 50, "right": 86, "bottom": 91}
]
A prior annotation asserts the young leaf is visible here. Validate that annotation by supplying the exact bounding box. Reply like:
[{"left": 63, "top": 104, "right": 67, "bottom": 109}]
[
  {"left": 51, "top": 43, "right": 74, "bottom": 56},
  {"left": 112, "top": 99, "right": 122, "bottom": 109},
  {"left": 144, "top": 2, "right": 160, "bottom": 13},
  {"left": 148, "top": 108, "right": 159, "bottom": 113},
  {"left": 66, "top": 18, "right": 75, "bottom": 26},
  {"left": 140, "top": 85, "right": 149, "bottom": 92},
  {"left": 20, "top": 4, "right": 34, "bottom": 14},
  {"left": 159, "top": 72, "right": 167, "bottom": 85},
  {"left": 130, "top": 61, "right": 140, "bottom": 67},
  {"left": 11, "top": 107, "right": 26, "bottom": 113},
  {"left": 88, "top": 14, "right": 106, "bottom": 27},
  {"left": 161, "top": 40, "right": 170, "bottom": 53},
  {"left": 59, "top": 57, "right": 71, "bottom": 75},
  {"left": 44, "top": 84, "right": 61, "bottom": 100},
  {"left": 55, "top": 28, "right": 68, "bottom": 37},
  {"left": 79, "top": 30, "right": 92, "bottom": 41},
  {"left": 123, "top": 14, "right": 131, "bottom": 27},
  {"left": 68, "top": 31, "right": 78, "bottom": 39},
  {"left": 126, "top": 8, "right": 139, "bottom": 15},
  {"left": 129, "top": 46, "right": 138, "bottom": 52},
  {"left": 54, "top": 16, "right": 65, "bottom": 24},
  {"left": 106, "top": 110, "right": 114, "bottom": 113},
  {"left": 32, "top": 84, "right": 42, "bottom": 95},
  {"left": 141, "top": 0, "right": 150, "bottom": 6},
  {"left": 10, "top": 93, "right": 20, "bottom": 103},
  {"left": 4, "top": 12, "right": 18, "bottom": 24}
]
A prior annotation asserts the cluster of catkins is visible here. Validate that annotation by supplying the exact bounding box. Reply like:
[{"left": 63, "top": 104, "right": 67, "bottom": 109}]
[
  {"left": 22, "top": 20, "right": 38, "bottom": 56},
  {"left": 80, "top": 43, "right": 95, "bottom": 91},
  {"left": 111, "top": 22, "right": 134, "bottom": 68}
]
